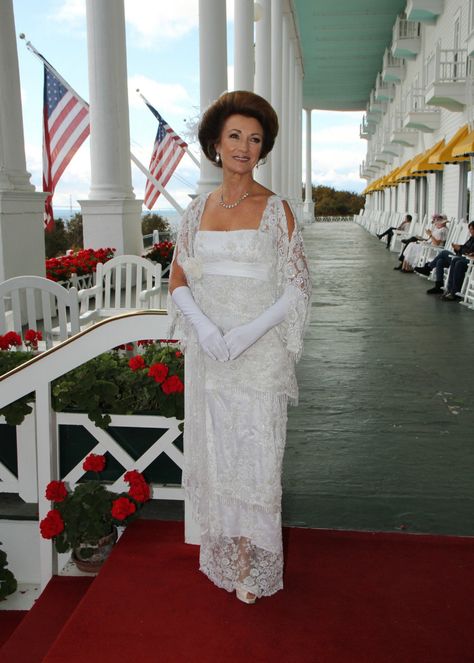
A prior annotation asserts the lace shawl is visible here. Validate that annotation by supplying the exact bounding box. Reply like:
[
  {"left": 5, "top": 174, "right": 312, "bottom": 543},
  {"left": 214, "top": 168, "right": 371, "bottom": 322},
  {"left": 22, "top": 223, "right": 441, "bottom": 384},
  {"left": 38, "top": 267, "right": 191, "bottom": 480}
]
[{"left": 167, "top": 194, "right": 311, "bottom": 361}]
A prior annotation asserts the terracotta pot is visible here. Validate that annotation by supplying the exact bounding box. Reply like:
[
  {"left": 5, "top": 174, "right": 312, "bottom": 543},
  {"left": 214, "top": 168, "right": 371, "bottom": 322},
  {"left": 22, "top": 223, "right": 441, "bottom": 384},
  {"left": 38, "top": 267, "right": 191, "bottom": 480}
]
[{"left": 72, "top": 527, "right": 117, "bottom": 574}]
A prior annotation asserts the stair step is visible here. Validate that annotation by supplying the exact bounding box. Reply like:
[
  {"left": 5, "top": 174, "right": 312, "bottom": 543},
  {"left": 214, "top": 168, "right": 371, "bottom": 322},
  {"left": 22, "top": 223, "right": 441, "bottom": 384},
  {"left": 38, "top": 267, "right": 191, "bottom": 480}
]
[
  {"left": 0, "top": 494, "right": 37, "bottom": 521},
  {"left": 0, "top": 576, "right": 93, "bottom": 663}
]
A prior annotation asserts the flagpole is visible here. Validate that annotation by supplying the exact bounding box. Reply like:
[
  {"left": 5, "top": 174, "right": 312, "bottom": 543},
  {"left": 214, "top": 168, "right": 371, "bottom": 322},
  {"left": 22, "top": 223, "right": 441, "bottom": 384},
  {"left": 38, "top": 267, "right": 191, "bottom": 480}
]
[
  {"left": 21, "top": 35, "right": 89, "bottom": 109},
  {"left": 21, "top": 35, "right": 185, "bottom": 217},
  {"left": 130, "top": 153, "right": 184, "bottom": 214},
  {"left": 137, "top": 89, "right": 201, "bottom": 169}
]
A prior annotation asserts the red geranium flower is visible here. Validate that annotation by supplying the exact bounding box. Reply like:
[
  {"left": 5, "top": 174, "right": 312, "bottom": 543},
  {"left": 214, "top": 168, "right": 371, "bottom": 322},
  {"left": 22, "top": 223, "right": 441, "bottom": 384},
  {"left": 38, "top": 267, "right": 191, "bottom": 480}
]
[
  {"left": 0, "top": 331, "right": 22, "bottom": 350},
  {"left": 40, "top": 509, "right": 65, "bottom": 539},
  {"left": 83, "top": 454, "right": 106, "bottom": 473},
  {"left": 148, "top": 362, "right": 169, "bottom": 384},
  {"left": 124, "top": 469, "right": 142, "bottom": 485},
  {"left": 111, "top": 497, "right": 136, "bottom": 521},
  {"left": 128, "top": 482, "right": 150, "bottom": 503},
  {"left": 128, "top": 355, "right": 146, "bottom": 371},
  {"left": 161, "top": 375, "right": 184, "bottom": 395},
  {"left": 175, "top": 351, "right": 183, "bottom": 358},
  {"left": 45, "top": 480, "right": 68, "bottom": 503},
  {"left": 24, "top": 329, "right": 43, "bottom": 349}
]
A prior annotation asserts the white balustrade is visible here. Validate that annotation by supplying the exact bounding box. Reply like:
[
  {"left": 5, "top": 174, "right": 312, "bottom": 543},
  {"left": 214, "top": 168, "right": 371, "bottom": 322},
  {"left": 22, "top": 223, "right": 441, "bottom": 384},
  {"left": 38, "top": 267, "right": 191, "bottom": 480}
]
[{"left": 0, "top": 310, "right": 195, "bottom": 589}]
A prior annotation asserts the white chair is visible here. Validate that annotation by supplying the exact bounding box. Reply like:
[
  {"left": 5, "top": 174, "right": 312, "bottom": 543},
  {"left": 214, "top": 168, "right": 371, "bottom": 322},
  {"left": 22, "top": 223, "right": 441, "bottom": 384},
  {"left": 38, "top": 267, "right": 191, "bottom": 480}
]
[
  {"left": 390, "top": 213, "right": 421, "bottom": 253},
  {"left": 415, "top": 217, "right": 459, "bottom": 269},
  {"left": 459, "top": 257, "right": 474, "bottom": 309},
  {"left": 0, "top": 275, "right": 80, "bottom": 349},
  {"left": 78, "top": 255, "right": 162, "bottom": 324}
]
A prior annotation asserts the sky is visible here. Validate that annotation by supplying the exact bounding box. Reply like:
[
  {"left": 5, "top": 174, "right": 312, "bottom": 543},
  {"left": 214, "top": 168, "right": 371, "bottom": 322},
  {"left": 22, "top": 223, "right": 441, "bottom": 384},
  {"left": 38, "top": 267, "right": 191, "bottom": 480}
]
[{"left": 12, "top": 0, "right": 366, "bottom": 214}]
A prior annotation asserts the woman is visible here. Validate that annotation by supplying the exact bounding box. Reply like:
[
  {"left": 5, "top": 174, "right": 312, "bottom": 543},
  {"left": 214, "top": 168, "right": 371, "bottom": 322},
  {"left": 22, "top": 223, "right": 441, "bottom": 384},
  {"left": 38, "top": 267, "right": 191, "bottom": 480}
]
[
  {"left": 168, "top": 91, "right": 311, "bottom": 604},
  {"left": 401, "top": 214, "right": 448, "bottom": 272}
]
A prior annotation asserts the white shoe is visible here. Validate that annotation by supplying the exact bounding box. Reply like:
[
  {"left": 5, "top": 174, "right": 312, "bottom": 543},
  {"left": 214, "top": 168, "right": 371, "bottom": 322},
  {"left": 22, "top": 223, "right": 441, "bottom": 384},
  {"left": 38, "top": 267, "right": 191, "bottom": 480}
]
[{"left": 236, "top": 588, "right": 257, "bottom": 604}]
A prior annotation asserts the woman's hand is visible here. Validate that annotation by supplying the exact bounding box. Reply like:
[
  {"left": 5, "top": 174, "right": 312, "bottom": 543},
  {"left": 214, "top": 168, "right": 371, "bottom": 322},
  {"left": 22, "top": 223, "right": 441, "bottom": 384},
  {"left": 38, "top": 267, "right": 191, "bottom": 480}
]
[{"left": 224, "top": 323, "right": 261, "bottom": 360}]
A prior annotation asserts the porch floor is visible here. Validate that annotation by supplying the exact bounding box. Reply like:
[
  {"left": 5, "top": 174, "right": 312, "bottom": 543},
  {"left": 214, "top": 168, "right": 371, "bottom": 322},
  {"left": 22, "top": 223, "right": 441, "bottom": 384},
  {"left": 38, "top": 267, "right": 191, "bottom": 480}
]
[{"left": 284, "top": 221, "right": 474, "bottom": 535}]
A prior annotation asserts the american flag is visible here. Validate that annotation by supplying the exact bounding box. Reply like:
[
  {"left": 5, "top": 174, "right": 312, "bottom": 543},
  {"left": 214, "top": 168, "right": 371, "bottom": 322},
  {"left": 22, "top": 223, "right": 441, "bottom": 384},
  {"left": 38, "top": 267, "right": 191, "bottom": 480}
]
[
  {"left": 43, "top": 63, "right": 90, "bottom": 230},
  {"left": 144, "top": 104, "right": 187, "bottom": 210}
]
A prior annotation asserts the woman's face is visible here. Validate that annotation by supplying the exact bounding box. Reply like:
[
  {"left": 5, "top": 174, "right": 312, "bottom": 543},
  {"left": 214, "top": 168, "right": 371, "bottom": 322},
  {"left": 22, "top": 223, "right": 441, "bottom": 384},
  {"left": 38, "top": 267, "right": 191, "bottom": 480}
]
[{"left": 215, "top": 114, "right": 264, "bottom": 174}]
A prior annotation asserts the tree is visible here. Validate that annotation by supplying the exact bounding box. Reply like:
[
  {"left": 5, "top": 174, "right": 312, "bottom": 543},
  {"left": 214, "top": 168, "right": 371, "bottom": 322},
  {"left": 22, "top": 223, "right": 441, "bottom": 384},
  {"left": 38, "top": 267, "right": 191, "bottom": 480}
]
[
  {"left": 66, "top": 212, "right": 84, "bottom": 250},
  {"left": 45, "top": 219, "right": 69, "bottom": 258},
  {"left": 142, "top": 212, "right": 170, "bottom": 236},
  {"left": 312, "top": 185, "right": 365, "bottom": 216}
]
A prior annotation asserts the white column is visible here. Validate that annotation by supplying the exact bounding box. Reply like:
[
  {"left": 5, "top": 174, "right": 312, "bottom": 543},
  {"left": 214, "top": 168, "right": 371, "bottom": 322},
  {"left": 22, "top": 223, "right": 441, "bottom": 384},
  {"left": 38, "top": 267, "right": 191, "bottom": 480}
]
[
  {"left": 0, "top": 0, "right": 46, "bottom": 281},
  {"left": 295, "top": 64, "right": 304, "bottom": 222},
  {"left": 254, "top": 0, "right": 272, "bottom": 188},
  {"left": 280, "top": 15, "right": 290, "bottom": 198},
  {"left": 234, "top": 0, "right": 254, "bottom": 91},
  {"left": 81, "top": 0, "right": 142, "bottom": 255},
  {"left": 287, "top": 38, "right": 296, "bottom": 202},
  {"left": 303, "top": 108, "right": 314, "bottom": 223},
  {"left": 271, "top": 0, "right": 283, "bottom": 194},
  {"left": 196, "top": 0, "right": 227, "bottom": 194}
]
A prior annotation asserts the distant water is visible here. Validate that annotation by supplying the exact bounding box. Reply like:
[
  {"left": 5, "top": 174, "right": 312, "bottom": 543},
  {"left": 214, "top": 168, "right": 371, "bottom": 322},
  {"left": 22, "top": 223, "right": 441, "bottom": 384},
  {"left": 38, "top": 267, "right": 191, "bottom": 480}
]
[{"left": 54, "top": 207, "right": 183, "bottom": 230}]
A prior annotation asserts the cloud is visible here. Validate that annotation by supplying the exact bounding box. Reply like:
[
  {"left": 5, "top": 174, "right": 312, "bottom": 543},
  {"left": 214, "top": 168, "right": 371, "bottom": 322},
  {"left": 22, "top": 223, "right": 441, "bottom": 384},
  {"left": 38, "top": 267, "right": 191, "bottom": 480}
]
[
  {"left": 49, "top": 0, "right": 85, "bottom": 34},
  {"left": 124, "top": 0, "right": 199, "bottom": 45},
  {"left": 128, "top": 75, "right": 191, "bottom": 116}
]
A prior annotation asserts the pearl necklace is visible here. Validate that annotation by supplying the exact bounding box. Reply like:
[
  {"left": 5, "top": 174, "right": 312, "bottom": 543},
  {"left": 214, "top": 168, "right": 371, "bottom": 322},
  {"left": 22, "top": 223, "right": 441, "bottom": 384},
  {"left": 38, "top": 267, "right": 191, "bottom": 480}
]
[{"left": 219, "top": 190, "right": 249, "bottom": 209}]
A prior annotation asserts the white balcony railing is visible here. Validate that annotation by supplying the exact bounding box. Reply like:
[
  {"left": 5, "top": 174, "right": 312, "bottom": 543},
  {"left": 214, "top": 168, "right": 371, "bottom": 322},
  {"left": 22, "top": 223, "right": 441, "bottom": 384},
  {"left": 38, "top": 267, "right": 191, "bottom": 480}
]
[
  {"left": 375, "top": 73, "right": 395, "bottom": 102},
  {"left": 426, "top": 46, "right": 468, "bottom": 86},
  {"left": 392, "top": 15, "right": 421, "bottom": 59},
  {"left": 403, "top": 85, "right": 440, "bottom": 132},
  {"left": 382, "top": 49, "right": 405, "bottom": 83},
  {"left": 425, "top": 45, "right": 468, "bottom": 111}
]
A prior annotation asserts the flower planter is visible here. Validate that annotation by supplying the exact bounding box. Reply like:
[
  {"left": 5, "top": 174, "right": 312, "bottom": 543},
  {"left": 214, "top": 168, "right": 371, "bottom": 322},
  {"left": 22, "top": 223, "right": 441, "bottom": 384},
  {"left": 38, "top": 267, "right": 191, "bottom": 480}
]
[{"left": 72, "top": 527, "right": 118, "bottom": 574}]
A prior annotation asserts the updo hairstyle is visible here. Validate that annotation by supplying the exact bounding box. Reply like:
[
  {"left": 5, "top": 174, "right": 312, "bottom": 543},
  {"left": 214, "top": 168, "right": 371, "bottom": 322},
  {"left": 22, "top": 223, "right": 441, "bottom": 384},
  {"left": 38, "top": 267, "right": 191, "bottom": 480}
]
[{"left": 198, "top": 91, "right": 279, "bottom": 167}]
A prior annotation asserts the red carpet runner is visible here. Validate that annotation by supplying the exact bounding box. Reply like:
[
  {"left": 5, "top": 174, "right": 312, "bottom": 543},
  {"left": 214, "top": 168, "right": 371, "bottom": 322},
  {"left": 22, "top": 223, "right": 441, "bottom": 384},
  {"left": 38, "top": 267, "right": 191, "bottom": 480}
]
[
  {"left": 0, "top": 612, "right": 24, "bottom": 648},
  {"left": 0, "top": 576, "right": 93, "bottom": 662},
  {"left": 36, "top": 521, "right": 473, "bottom": 662}
]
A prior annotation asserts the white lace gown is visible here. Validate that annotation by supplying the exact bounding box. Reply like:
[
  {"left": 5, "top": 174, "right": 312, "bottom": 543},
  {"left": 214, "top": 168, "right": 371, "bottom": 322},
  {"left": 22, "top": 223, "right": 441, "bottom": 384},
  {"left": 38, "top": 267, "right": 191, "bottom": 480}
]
[{"left": 169, "top": 194, "right": 311, "bottom": 597}]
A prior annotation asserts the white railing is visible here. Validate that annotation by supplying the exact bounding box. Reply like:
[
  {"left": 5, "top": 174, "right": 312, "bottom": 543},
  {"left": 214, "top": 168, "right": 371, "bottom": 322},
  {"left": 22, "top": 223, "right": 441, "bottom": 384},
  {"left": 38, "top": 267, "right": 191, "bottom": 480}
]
[
  {"left": 426, "top": 45, "right": 468, "bottom": 86},
  {"left": 0, "top": 310, "right": 196, "bottom": 589},
  {"left": 383, "top": 49, "right": 404, "bottom": 70},
  {"left": 315, "top": 216, "right": 354, "bottom": 223},
  {"left": 394, "top": 16, "right": 420, "bottom": 40},
  {"left": 0, "top": 409, "right": 183, "bottom": 502},
  {"left": 58, "top": 272, "right": 95, "bottom": 290},
  {"left": 405, "top": 85, "right": 437, "bottom": 113}
]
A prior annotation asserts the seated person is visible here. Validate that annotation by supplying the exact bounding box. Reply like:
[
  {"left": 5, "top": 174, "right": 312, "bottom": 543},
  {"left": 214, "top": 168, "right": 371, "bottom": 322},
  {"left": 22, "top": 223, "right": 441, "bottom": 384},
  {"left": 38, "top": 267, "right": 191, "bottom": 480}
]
[
  {"left": 400, "top": 216, "right": 448, "bottom": 273},
  {"left": 414, "top": 221, "right": 474, "bottom": 297},
  {"left": 393, "top": 213, "right": 445, "bottom": 270},
  {"left": 377, "top": 214, "right": 412, "bottom": 249}
]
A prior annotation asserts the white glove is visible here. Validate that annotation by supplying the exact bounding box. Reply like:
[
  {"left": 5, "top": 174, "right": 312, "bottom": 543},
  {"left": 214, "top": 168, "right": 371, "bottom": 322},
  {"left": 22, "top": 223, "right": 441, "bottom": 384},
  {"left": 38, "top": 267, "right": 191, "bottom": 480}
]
[
  {"left": 171, "top": 286, "right": 229, "bottom": 361},
  {"left": 224, "top": 292, "right": 289, "bottom": 360}
]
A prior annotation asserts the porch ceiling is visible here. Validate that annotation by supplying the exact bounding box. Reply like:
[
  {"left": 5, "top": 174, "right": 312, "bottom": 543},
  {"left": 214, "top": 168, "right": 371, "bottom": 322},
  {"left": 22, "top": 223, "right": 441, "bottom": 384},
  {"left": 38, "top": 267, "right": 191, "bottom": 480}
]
[{"left": 293, "top": 0, "right": 407, "bottom": 111}]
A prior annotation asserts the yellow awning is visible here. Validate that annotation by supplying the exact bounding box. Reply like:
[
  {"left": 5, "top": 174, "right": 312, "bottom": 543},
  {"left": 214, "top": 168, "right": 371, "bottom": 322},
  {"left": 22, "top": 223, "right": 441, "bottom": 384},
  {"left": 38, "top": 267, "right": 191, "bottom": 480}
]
[
  {"left": 430, "top": 125, "right": 469, "bottom": 164},
  {"left": 384, "top": 165, "right": 403, "bottom": 186},
  {"left": 452, "top": 128, "right": 474, "bottom": 157},
  {"left": 395, "top": 156, "right": 421, "bottom": 182},
  {"left": 407, "top": 152, "right": 428, "bottom": 177},
  {"left": 412, "top": 139, "right": 445, "bottom": 173}
]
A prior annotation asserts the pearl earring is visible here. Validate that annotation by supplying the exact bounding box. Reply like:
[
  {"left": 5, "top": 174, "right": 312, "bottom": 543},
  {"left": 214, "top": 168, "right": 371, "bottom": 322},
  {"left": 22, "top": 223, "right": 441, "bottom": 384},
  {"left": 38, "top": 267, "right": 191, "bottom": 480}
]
[{"left": 216, "top": 153, "right": 221, "bottom": 164}]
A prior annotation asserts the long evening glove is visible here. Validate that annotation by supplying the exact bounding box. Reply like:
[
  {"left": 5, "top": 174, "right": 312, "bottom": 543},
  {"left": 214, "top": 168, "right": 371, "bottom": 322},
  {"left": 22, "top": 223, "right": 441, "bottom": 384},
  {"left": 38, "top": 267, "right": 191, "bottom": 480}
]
[
  {"left": 171, "top": 286, "right": 229, "bottom": 361},
  {"left": 223, "top": 292, "right": 289, "bottom": 360}
]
